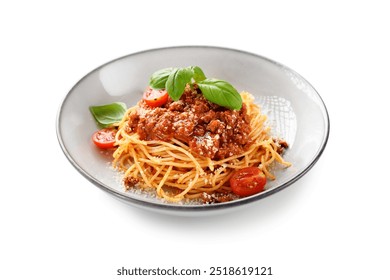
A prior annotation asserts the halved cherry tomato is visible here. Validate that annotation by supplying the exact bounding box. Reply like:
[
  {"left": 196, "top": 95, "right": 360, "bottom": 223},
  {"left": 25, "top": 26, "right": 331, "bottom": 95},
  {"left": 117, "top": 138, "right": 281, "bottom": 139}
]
[
  {"left": 143, "top": 87, "right": 169, "bottom": 107},
  {"left": 92, "top": 128, "right": 117, "bottom": 149},
  {"left": 230, "top": 167, "right": 266, "bottom": 197}
]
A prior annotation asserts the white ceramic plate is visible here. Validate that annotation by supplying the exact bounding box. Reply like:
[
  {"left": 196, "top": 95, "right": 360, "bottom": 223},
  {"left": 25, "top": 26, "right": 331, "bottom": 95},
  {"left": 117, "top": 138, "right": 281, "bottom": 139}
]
[{"left": 56, "top": 46, "right": 329, "bottom": 215}]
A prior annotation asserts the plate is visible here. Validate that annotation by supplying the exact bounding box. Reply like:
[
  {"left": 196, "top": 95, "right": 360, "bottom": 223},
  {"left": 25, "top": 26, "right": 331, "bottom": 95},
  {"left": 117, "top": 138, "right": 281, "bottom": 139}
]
[{"left": 56, "top": 46, "right": 329, "bottom": 215}]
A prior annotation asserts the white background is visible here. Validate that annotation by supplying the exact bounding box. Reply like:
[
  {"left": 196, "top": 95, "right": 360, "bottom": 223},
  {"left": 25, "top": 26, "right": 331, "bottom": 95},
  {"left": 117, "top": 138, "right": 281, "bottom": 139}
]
[{"left": 1, "top": 1, "right": 389, "bottom": 279}]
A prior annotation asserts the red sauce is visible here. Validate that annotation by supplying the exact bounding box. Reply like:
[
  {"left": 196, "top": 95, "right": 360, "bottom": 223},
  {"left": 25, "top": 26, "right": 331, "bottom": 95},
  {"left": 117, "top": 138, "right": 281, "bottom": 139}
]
[{"left": 126, "top": 86, "right": 252, "bottom": 160}]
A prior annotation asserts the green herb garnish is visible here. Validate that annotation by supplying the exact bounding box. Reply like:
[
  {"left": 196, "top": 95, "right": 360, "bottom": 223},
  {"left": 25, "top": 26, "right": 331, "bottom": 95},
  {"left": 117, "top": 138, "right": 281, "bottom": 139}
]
[
  {"left": 197, "top": 79, "right": 242, "bottom": 110},
  {"left": 149, "top": 66, "right": 242, "bottom": 110},
  {"left": 166, "top": 67, "right": 194, "bottom": 101},
  {"left": 89, "top": 102, "right": 127, "bottom": 128}
]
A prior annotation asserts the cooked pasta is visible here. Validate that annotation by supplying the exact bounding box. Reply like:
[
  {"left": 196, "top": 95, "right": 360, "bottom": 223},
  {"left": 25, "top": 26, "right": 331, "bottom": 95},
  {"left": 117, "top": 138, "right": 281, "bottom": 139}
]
[{"left": 112, "top": 90, "right": 291, "bottom": 203}]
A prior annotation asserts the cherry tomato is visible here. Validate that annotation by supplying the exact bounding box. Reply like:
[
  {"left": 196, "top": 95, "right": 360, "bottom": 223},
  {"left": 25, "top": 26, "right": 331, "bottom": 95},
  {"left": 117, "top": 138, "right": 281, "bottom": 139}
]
[
  {"left": 143, "top": 87, "right": 169, "bottom": 107},
  {"left": 92, "top": 128, "right": 117, "bottom": 149},
  {"left": 230, "top": 167, "right": 267, "bottom": 197}
]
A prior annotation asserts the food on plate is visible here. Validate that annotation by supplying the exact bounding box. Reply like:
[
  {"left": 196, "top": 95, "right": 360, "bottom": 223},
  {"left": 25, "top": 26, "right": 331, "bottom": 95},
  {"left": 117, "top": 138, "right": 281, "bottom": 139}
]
[
  {"left": 90, "top": 66, "right": 291, "bottom": 203},
  {"left": 92, "top": 128, "right": 117, "bottom": 149}
]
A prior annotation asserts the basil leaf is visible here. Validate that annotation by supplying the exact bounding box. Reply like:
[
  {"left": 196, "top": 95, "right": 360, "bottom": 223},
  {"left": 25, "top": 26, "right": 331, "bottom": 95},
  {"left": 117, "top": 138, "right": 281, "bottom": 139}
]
[
  {"left": 149, "top": 67, "right": 175, "bottom": 89},
  {"left": 197, "top": 79, "right": 242, "bottom": 110},
  {"left": 166, "top": 67, "right": 194, "bottom": 101},
  {"left": 149, "top": 66, "right": 242, "bottom": 110},
  {"left": 191, "top": 66, "right": 206, "bottom": 82},
  {"left": 89, "top": 102, "right": 127, "bottom": 128}
]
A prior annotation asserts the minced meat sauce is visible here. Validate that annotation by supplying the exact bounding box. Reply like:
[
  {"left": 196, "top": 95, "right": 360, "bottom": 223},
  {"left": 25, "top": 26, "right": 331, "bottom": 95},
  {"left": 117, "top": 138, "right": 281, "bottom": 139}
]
[{"left": 125, "top": 85, "right": 252, "bottom": 160}]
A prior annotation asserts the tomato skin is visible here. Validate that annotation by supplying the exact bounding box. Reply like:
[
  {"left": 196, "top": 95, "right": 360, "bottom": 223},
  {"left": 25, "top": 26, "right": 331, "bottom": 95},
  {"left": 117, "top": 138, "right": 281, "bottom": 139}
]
[
  {"left": 230, "top": 167, "right": 266, "bottom": 197},
  {"left": 143, "top": 87, "right": 169, "bottom": 107},
  {"left": 92, "top": 128, "right": 117, "bottom": 149}
]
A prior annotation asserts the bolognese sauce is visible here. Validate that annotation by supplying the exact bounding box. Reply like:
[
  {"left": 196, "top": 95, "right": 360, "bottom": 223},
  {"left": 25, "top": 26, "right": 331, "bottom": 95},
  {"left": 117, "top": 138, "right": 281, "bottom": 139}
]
[{"left": 126, "top": 85, "right": 252, "bottom": 160}]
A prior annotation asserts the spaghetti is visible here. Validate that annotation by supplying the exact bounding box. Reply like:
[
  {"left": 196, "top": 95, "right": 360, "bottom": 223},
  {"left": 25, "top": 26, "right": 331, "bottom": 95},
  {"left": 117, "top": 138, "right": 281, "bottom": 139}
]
[{"left": 112, "top": 87, "right": 291, "bottom": 203}]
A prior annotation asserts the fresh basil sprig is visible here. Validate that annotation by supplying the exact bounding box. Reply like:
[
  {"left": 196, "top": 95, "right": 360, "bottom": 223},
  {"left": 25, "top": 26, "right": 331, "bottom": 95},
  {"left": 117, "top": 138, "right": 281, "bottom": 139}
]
[
  {"left": 197, "top": 79, "right": 242, "bottom": 110},
  {"left": 149, "top": 67, "right": 176, "bottom": 89},
  {"left": 149, "top": 66, "right": 242, "bottom": 110},
  {"left": 191, "top": 66, "right": 206, "bottom": 82},
  {"left": 89, "top": 102, "right": 127, "bottom": 128},
  {"left": 166, "top": 67, "right": 194, "bottom": 101}
]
